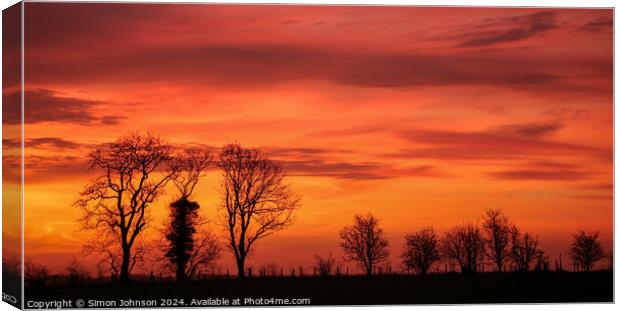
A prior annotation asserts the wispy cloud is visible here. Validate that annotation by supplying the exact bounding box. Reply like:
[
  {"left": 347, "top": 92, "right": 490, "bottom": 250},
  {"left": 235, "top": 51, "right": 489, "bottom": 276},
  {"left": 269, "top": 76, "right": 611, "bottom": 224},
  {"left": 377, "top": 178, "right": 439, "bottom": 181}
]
[
  {"left": 581, "top": 17, "right": 613, "bottom": 32},
  {"left": 393, "top": 123, "right": 610, "bottom": 161},
  {"left": 3, "top": 137, "right": 86, "bottom": 150},
  {"left": 488, "top": 121, "right": 562, "bottom": 139},
  {"left": 3, "top": 89, "right": 126, "bottom": 125},
  {"left": 457, "top": 12, "right": 557, "bottom": 47}
]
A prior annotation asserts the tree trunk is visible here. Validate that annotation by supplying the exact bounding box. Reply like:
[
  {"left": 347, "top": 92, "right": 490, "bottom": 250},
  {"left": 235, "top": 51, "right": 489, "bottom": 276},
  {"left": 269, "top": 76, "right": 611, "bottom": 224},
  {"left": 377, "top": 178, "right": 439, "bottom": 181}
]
[
  {"left": 176, "top": 261, "right": 187, "bottom": 282},
  {"left": 120, "top": 246, "right": 131, "bottom": 283},
  {"left": 236, "top": 256, "right": 246, "bottom": 280}
]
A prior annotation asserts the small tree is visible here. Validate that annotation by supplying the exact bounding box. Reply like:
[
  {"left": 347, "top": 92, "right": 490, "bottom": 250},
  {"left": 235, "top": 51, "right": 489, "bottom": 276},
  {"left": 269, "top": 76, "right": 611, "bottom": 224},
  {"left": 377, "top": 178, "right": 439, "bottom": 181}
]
[
  {"left": 340, "top": 214, "right": 389, "bottom": 276},
  {"left": 483, "top": 208, "right": 511, "bottom": 272},
  {"left": 314, "top": 254, "right": 336, "bottom": 277},
  {"left": 509, "top": 226, "right": 542, "bottom": 272},
  {"left": 184, "top": 231, "right": 221, "bottom": 279},
  {"left": 401, "top": 227, "right": 441, "bottom": 276},
  {"left": 534, "top": 251, "right": 550, "bottom": 271},
  {"left": 442, "top": 224, "right": 485, "bottom": 274},
  {"left": 83, "top": 235, "right": 147, "bottom": 280},
  {"left": 218, "top": 144, "right": 300, "bottom": 279},
  {"left": 66, "top": 257, "right": 90, "bottom": 285},
  {"left": 25, "top": 260, "right": 50, "bottom": 287},
  {"left": 570, "top": 231, "right": 604, "bottom": 272}
]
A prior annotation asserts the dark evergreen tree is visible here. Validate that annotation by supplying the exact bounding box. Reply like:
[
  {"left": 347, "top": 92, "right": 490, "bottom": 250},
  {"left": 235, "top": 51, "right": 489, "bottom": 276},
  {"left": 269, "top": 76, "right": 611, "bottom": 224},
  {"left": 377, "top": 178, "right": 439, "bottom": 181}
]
[
  {"left": 165, "top": 197, "right": 200, "bottom": 282},
  {"left": 164, "top": 150, "right": 214, "bottom": 282}
]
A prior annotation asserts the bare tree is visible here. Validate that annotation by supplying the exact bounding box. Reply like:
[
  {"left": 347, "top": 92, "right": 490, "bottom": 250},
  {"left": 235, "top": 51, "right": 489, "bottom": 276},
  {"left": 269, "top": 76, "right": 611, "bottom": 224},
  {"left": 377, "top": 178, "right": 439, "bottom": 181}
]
[
  {"left": 25, "top": 260, "right": 50, "bottom": 287},
  {"left": 184, "top": 231, "right": 221, "bottom": 279},
  {"left": 83, "top": 234, "right": 147, "bottom": 280},
  {"left": 509, "top": 226, "right": 542, "bottom": 272},
  {"left": 66, "top": 257, "right": 90, "bottom": 285},
  {"left": 401, "top": 227, "right": 441, "bottom": 276},
  {"left": 314, "top": 254, "right": 337, "bottom": 277},
  {"left": 75, "top": 133, "right": 177, "bottom": 282},
  {"left": 218, "top": 144, "right": 300, "bottom": 279},
  {"left": 534, "top": 251, "right": 550, "bottom": 271},
  {"left": 164, "top": 150, "right": 213, "bottom": 282},
  {"left": 2, "top": 257, "right": 20, "bottom": 279},
  {"left": 442, "top": 224, "right": 485, "bottom": 274},
  {"left": 340, "top": 214, "right": 389, "bottom": 276},
  {"left": 570, "top": 231, "right": 604, "bottom": 272},
  {"left": 483, "top": 208, "right": 511, "bottom": 272}
]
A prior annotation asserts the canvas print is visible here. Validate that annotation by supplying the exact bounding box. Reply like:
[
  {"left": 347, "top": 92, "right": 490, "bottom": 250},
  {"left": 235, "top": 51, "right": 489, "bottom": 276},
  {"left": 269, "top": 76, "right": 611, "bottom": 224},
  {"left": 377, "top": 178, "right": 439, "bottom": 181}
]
[{"left": 2, "top": 2, "right": 614, "bottom": 309}]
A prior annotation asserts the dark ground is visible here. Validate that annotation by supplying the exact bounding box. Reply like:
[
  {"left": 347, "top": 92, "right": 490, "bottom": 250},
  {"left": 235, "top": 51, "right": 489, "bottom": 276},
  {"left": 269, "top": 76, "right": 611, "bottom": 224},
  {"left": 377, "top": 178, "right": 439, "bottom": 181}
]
[{"left": 25, "top": 271, "right": 613, "bottom": 308}]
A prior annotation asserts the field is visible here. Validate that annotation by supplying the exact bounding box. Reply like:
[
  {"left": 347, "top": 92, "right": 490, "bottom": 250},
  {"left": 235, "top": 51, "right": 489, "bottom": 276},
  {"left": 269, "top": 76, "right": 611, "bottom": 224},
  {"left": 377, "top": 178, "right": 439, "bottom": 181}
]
[{"left": 24, "top": 271, "right": 613, "bottom": 308}]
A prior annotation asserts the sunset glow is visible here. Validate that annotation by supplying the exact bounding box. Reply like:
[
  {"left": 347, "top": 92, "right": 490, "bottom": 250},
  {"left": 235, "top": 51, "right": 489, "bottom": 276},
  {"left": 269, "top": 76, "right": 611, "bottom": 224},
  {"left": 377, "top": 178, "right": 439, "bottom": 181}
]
[{"left": 4, "top": 3, "right": 612, "bottom": 274}]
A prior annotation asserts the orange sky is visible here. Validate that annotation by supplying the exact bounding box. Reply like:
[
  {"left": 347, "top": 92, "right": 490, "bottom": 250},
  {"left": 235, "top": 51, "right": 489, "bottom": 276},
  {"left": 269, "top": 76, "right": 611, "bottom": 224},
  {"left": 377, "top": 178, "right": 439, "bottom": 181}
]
[{"left": 3, "top": 3, "right": 613, "bottom": 274}]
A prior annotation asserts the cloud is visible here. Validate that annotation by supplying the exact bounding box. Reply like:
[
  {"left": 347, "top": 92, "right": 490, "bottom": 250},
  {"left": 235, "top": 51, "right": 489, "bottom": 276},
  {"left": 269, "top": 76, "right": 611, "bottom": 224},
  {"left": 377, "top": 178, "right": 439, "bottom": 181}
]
[
  {"left": 570, "top": 194, "right": 613, "bottom": 201},
  {"left": 393, "top": 124, "right": 610, "bottom": 161},
  {"left": 545, "top": 108, "right": 591, "bottom": 121},
  {"left": 4, "top": 137, "right": 85, "bottom": 150},
  {"left": 575, "top": 183, "right": 613, "bottom": 190},
  {"left": 488, "top": 121, "right": 562, "bottom": 139},
  {"left": 454, "top": 12, "right": 557, "bottom": 47},
  {"left": 281, "top": 160, "right": 390, "bottom": 180},
  {"left": 28, "top": 138, "right": 86, "bottom": 150},
  {"left": 310, "top": 125, "right": 389, "bottom": 137},
  {"left": 21, "top": 5, "right": 610, "bottom": 98},
  {"left": 281, "top": 159, "right": 439, "bottom": 180},
  {"left": 3, "top": 89, "right": 126, "bottom": 125},
  {"left": 261, "top": 144, "right": 442, "bottom": 180},
  {"left": 581, "top": 17, "right": 613, "bottom": 32},
  {"left": 489, "top": 169, "right": 587, "bottom": 181},
  {"left": 25, "top": 43, "right": 568, "bottom": 92},
  {"left": 266, "top": 147, "right": 344, "bottom": 158},
  {"left": 488, "top": 161, "right": 589, "bottom": 181},
  {"left": 2, "top": 154, "right": 92, "bottom": 184}
]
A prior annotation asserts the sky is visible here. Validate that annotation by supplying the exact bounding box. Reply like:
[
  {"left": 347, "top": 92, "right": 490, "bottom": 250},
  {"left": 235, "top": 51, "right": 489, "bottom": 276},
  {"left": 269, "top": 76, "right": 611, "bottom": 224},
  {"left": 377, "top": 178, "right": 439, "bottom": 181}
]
[{"left": 2, "top": 3, "right": 613, "bottom": 274}]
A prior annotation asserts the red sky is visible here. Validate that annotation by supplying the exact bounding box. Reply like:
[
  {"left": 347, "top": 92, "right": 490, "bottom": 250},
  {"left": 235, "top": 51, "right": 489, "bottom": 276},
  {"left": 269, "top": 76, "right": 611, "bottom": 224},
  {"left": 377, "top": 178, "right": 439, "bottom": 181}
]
[{"left": 3, "top": 3, "right": 613, "bottom": 274}]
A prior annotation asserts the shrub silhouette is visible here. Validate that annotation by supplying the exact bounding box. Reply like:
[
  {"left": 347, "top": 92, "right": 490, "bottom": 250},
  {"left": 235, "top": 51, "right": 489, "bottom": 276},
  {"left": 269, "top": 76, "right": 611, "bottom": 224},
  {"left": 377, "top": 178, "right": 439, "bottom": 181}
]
[{"left": 314, "top": 254, "right": 337, "bottom": 277}]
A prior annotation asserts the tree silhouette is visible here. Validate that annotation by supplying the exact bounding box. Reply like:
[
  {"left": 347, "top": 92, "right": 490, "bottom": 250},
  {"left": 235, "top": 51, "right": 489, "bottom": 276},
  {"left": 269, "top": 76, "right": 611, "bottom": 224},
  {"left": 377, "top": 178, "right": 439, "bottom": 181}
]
[
  {"left": 339, "top": 214, "right": 389, "bottom": 276},
  {"left": 164, "top": 150, "right": 213, "bottom": 282},
  {"left": 66, "top": 257, "right": 90, "bottom": 285},
  {"left": 482, "top": 208, "right": 511, "bottom": 272},
  {"left": 218, "top": 144, "right": 300, "bottom": 279},
  {"left": 509, "top": 226, "right": 542, "bottom": 272},
  {"left": 75, "top": 133, "right": 178, "bottom": 283},
  {"left": 442, "top": 224, "right": 485, "bottom": 274},
  {"left": 401, "top": 227, "right": 441, "bottom": 276},
  {"left": 24, "top": 260, "right": 50, "bottom": 288},
  {"left": 314, "top": 254, "right": 337, "bottom": 277},
  {"left": 570, "top": 231, "right": 604, "bottom": 272},
  {"left": 83, "top": 235, "right": 147, "bottom": 280},
  {"left": 2, "top": 257, "right": 20, "bottom": 279},
  {"left": 183, "top": 231, "right": 221, "bottom": 279}
]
